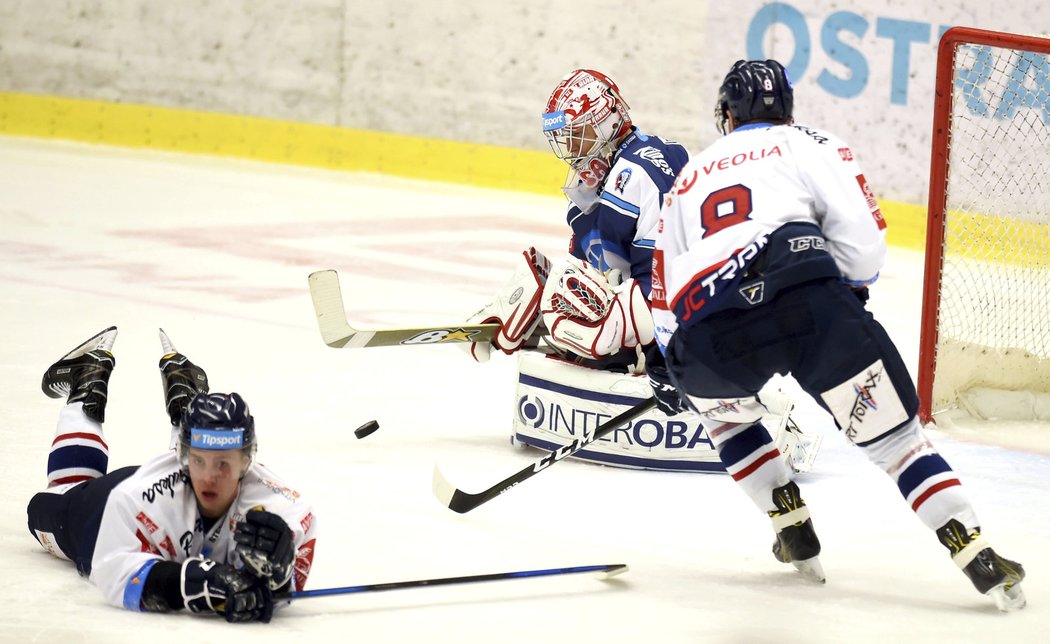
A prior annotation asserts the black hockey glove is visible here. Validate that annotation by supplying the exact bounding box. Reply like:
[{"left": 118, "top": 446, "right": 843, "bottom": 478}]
[
  {"left": 649, "top": 366, "right": 690, "bottom": 416},
  {"left": 181, "top": 557, "right": 274, "bottom": 623},
  {"left": 645, "top": 347, "right": 689, "bottom": 416},
  {"left": 235, "top": 509, "right": 295, "bottom": 591},
  {"left": 851, "top": 286, "right": 870, "bottom": 305}
]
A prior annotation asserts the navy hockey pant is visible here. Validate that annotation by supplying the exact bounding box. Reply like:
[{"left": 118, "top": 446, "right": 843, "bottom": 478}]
[
  {"left": 667, "top": 278, "right": 919, "bottom": 445},
  {"left": 26, "top": 465, "right": 139, "bottom": 576}
]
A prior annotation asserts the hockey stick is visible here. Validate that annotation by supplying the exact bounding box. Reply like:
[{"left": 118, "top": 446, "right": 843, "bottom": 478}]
[
  {"left": 279, "top": 563, "right": 629, "bottom": 600},
  {"left": 433, "top": 397, "right": 658, "bottom": 514},
  {"left": 308, "top": 269, "right": 500, "bottom": 348}
]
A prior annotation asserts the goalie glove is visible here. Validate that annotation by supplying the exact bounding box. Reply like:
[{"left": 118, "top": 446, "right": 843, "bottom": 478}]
[
  {"left": 462, "top": 247, "right": 551, "bottom": 363},
  {"left": 540, "top": 257, "right": 654, "bottom": 360}
]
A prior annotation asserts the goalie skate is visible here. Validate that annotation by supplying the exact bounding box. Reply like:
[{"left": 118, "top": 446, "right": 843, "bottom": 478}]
[{"left": 41, "top": 326, "right": 118, "bottom": 423}]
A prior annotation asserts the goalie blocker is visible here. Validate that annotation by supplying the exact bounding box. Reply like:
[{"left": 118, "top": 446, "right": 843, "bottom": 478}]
[{"left": 512, "top": 350, "right": 820, "bottom": 473}]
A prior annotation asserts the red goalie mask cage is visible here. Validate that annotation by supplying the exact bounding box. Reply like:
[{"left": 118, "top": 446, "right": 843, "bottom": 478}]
[{"left": 918, "top": 27, "right": 1050, "bottom": 424}]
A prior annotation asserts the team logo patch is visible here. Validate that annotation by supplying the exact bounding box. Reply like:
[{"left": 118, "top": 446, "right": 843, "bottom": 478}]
[
  {"left": 855, "top": 174, "right": 886, "bottom": 230},
  {"left": 820, "top": 359, "right": 908, "bottom": 444},
  {"left": 34, "top": 530, "right": 70, "bottom": 561},
  {"left": 542, "top": 111, "right": 566, "bottom": 132},
  {"left": 614, "top": 168, "right": 632, "bottom": 193},
  {"left": 136, "top": 511, "right": 160, "bottom": 534},
  {"left": 739, "top": 281, "right": 765, "bottom": 305},
  {"left": 190, "top": 428, "right": 244, "bottom": 450}
]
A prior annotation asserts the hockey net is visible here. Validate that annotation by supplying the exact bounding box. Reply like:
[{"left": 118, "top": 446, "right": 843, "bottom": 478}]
[{"left": 918, "top": 27, "right": 1050, "bottom": 424}]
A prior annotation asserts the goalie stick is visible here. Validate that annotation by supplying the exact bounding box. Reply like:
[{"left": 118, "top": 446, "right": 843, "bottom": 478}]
[
  {"left": 308, "top": 269, "right": 500, "bottom": 348},
  {"left": 278, "top": 563, "right": 628, "bottom": 600},
  {"left": 433, "top": 397, "right": 657, "bottom": 513}
]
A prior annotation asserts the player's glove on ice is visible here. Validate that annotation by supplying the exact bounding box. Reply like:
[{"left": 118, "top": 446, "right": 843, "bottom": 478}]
[
  {"left": 235, "top": 509, "right": 295, "bottom": 591},
  {"left": 181, "top": 557, "right": 274, "bottom": 623}
]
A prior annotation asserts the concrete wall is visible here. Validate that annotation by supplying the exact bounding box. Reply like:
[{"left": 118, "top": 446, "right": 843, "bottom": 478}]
[{"left": 1, "top": 1, "right": 1047, "bottom": 206}]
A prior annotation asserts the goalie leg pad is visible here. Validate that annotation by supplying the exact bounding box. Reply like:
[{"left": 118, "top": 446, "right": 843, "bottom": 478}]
[
  {"left": 513, "top": 351, "right": 723, "bottom": 472},
  {"left": 686, "top": 386, "right": 821, "bottom": 476},
  {"left": 462, "top": 247, "right": 551, "bottom": 363},
  {"left": 757, "top": 381, "right": 822, "bottom": 474}
]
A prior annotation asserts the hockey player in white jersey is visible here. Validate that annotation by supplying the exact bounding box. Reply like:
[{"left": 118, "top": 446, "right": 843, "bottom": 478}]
[
  {"left": 462, "top": 68, "right": 818, "bottom": 473},
  {"left": 650, "top": 59, "right": 1025, "bottom": 609},
  {"left": 26, "top": 327, "right": 318, "bottom": 622}
]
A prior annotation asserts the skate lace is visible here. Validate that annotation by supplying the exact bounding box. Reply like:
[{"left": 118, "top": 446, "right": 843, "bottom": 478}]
[
  {"left": 937, "top": 519, "right": 979, "bottom": 555},
  {"left": 769, "top": 482, "right": 806, "bottom": 518}
]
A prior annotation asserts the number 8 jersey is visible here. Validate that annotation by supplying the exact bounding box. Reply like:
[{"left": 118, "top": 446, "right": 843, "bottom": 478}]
[{"left": 651, "top": 122, "right": 888, "bottom": 351}]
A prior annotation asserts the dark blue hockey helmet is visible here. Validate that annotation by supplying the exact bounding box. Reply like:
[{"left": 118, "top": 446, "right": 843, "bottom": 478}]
[
  {"left": 178, "top": 392, "right": 257, "bottom": 469},
  {"left": 715, "top": 59, "right": 794, "bottom": 134}
]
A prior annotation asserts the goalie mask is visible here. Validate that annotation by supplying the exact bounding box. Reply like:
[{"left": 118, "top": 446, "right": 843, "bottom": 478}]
[
  {"left": 543, "top": 69, "right": 633, "bottom": 191},
  {"left": 178, "top": 392, "right": 257, "bottom": 476},
  {"left": 715, "top": 59, "right": 793, "bottom": 135}
]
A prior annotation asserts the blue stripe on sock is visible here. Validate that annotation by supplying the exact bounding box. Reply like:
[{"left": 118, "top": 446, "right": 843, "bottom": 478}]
[
  {"left": 716, "top": 422, "right": 773, "bottom": 469},
  {"left": 48, "top": 445, "right": 109, "bottom": 477},
  {"left": 896, "top": 453, "right": 954, "bottom": 498}
]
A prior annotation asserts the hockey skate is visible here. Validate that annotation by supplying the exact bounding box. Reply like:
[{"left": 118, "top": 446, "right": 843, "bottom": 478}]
[
  {"left": 41, "top": 326, "right": 118, "bottom": 423},
  {"left": 937, "top": 519, "right": 1026, "bottom": 611},
  {"left": 768, "top": 481, "right": 825, "bottom": 583},
  {"left": 158, "top": 328, "right": 209, "bottom": 427}
]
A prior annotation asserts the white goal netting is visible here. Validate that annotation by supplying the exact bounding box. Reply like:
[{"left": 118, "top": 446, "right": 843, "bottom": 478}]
[{"left": 923, "top": 30, "right": 1050, "bottom": 421}]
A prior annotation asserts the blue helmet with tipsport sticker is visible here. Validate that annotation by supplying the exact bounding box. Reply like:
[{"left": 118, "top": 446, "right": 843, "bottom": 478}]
[{"left": 178, "top": 392, "right": 257, "bottom": 469}]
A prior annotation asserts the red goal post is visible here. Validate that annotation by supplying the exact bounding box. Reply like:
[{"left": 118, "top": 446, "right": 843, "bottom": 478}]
[{"left": 918, "top": 27, "right": 1050, "bottom": 424}]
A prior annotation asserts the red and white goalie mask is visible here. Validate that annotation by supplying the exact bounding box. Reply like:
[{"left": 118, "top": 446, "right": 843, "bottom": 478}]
[{"left": 542, "top": 69, "right": 632, "bottom": 192}]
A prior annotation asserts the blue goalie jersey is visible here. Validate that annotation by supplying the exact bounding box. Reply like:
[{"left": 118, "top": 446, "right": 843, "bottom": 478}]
[{"left": 567, "top": 128, "right": 689, "bottom": 297}]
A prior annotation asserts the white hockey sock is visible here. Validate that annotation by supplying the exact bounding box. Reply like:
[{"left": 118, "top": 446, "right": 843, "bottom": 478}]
[
  {"left": 708, "top": 420, "right": 793, "bottom": 514},
  {"left": 859, "top": 418, "right": 978, "bottom": 531},
  {"left": 47, "top": 402, "right": 109, "bottom": 487}
]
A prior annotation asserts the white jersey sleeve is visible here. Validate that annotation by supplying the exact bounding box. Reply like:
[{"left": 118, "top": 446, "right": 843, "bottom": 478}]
[{"left": 788, "top": 125, "right": 887, "bottom": 285}]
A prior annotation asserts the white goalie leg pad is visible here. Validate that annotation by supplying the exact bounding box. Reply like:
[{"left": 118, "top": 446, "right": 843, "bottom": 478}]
[
  {"left": 513, "top": 350, "right": 723, "bottom": 472},
  {"left": 758, "top": 382, "right": 823, "bottom": 474},
  {"left": 686, "top": 386, "right": 821, "bottom": 476},
  {"left": 541, "top": 257, "right": 654, "bottom": 360},
  {"left": 461, "top": 247, "right": 551, "bottom": 363}
]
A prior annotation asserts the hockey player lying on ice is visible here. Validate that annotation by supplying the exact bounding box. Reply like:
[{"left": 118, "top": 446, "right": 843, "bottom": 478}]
[
  {"left": 461, "top": 68, "right": 821, "bottom": 474},
  {"left": 27, "top": 327, "right": 317, "bottom": 623}
]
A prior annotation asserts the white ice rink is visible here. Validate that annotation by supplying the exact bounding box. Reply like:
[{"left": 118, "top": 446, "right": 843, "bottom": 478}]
[{"left": 1, "top": 136, "right": 1047, "bottom": 643}]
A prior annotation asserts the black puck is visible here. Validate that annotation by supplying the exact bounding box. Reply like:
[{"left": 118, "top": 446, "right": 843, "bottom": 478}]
[{"left": 354, "top": 420, "right": 380, "bottom": 439}]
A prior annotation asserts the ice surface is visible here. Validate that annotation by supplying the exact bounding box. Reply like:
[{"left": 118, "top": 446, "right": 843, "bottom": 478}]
[{"left": 1, "top": 136, "right": 1046, "bottom": 642}]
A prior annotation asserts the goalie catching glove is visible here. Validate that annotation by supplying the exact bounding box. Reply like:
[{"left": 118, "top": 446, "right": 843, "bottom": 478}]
[
  {"left": 462, "top": 247, "right": 552, "bottom": 363},
  {"left": 541, "top": 257, "right": 654, "bottom": 360}
]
